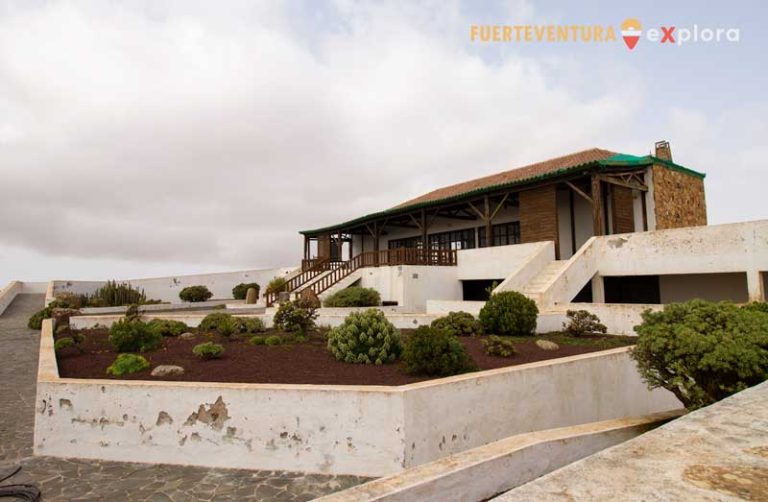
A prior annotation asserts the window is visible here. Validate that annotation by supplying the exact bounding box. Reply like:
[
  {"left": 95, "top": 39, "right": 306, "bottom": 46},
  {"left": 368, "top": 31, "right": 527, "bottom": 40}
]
[
  {"left": 388, "top": 236, "right": 422, "bottom": 249},
  {"left": 478, "top": 221, "right": 520, "bottom": 248},
  {"left": 429, "top": 229, "right": 476, "bottom": 250}
]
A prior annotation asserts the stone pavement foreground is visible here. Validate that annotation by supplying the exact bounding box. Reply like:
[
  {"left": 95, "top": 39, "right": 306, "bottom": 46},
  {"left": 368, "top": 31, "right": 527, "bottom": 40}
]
[
  {"left": 0, "top": 295, "right": 369, "bottom": 501},
  {"left": 496, "top": 380, "right": 768, "bottom": 501}
]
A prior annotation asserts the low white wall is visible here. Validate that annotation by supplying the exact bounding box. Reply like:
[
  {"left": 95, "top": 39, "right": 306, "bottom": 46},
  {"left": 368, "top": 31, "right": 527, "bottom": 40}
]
[
  {"left": 80, "top": 299, "right": 238, "bottom": 316},
  {"left": 51, "top": 267, "right": 296, "bottom": 303},
  {"left": 0, "top": 281, "right": 23, "bottom": 316},
  {"left": 35, "top": 320, "right": 680, "bottom": 476},
  {"left": 21, "top": 281, "right": 49, "bottom": 294},
  {"left": 360, "top": 266, "right": 461, "bottom": 312},
  {"left": 426, "top": 300, "right": 485, "bottom": 316},
  {"left": 457, "top": 242, "right": 552, "bottom": 282}
]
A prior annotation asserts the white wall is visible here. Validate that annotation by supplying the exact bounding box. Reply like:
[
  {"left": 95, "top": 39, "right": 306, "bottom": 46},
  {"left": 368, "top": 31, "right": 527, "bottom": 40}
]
[
  {"left": 659, "top": 273, "right": 748, "bottom": 303},
  {"left": 35, "top": 321, "right": 679, "bottom": 477},
  {"left": 51, "top": 267, "right": 295, "bottom": 303},
  {"left": 0, "top": 281, "right": 23, "bottom": 316},
  {"left": 457, "top": 242, "right": 550, "bottom": 281},
  {"left": 359, "top": 266, "right": 461, "bottom": 311}
]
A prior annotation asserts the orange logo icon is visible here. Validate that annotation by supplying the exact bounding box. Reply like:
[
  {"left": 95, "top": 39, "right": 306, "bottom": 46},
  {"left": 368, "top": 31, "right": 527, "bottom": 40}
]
[{"left": 621, "top": 18, "right": 642, "bottom": 50}]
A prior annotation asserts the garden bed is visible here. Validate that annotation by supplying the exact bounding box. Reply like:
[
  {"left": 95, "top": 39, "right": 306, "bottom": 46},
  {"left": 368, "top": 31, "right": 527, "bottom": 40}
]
[{"left": 56, "top": 328, "right": 635, "bottom": 386}]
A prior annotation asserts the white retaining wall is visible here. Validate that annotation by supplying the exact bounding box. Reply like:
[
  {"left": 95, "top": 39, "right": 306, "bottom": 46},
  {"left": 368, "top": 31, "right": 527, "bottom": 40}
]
[
  {"left": 0, "top": 281, "right": 23, "bottom": 316},
  {"left": 35, "top": 321, "right": 679, "bottom": 476},
  {"left": 359, "top": 266, "right": 462, "bottom": 312}
]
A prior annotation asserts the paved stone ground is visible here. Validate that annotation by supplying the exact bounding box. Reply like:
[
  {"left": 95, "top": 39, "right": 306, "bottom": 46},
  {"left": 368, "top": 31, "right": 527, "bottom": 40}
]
[{"left": 0, "top": 295, "right": 370, "bottom": 501}]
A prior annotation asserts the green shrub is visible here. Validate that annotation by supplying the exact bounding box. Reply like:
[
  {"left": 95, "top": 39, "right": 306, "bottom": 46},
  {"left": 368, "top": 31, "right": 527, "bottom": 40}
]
[
  {"left": 402, "top": 327, "right": 477, "bottom": 376},
  {"left": 265, "top": 335, "right": 282, "bottom": 346},
  {"left": 249, "top": 335, "right": 266, "bottom": 345},
  {"left": 198, "top": 313, "right": 264, "bottom": 334},
  {"left": 479, "top": 291, "right": 538, "bottom": 336},
  {"left": 53, "top": 292, "right": 88, "bottom": 309},
  {"left": 90, "top": 281, "right": 149, "bottom": 307},
  {"left": 273, "top": 300, "right": 318, "bottom": 336},
  {"left": 742, "top": 302, "right": 768, "bottom": 314},
  {"left": 631, "top": 300, "right": 768, "bottom": 410},
  {"left": 28, "top": 305, "right": 55, "bottom": 329},
  {"left": 72, "top": 332, "right": 86, "bottom": 344},
  {"left": 179, "top": 285, "right": 213, "bottom": 302},
  {"left": 483, "top": 335, "right": 516, "bottom": 357},
  {"left": 146, "top": 319, "right": 188, "bottom": 337},
  {"left": 193, "top": 342, "right": 225, "bottom": 360},
  {"left": 563, "top": 309, "right": 607, "bottom": 337},
  {"left": 106, "top": 354, "right": 149, "bottom": 376},
  {"left": 108, "top": 319, "right": 162, "bottom": 353},
  {"left": 232, "top": 282, "right": 261, "bottom": 300},
  {"left": 323, "top": 287, "right": 381, "bottom": 307},
  {"left": 55, "top": 323, "right": 69, "bottom": 335},
  {"left": 431, "top": 311, "right": 483, "bottom": 337},
  {"left": 54, "top": 337, "right": 74, "bottom": 353},
  {"left": 327, "top": 309, "right": 402, "bottom": 364},
  {"left": 266, "top": 277, "right": 287, "bottom": 294}
]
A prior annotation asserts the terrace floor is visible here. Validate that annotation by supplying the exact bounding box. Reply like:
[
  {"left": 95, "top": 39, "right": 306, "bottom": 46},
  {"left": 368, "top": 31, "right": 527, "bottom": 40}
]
[{"left": 0, "top": 294, "right": 369, "bottom": 501}]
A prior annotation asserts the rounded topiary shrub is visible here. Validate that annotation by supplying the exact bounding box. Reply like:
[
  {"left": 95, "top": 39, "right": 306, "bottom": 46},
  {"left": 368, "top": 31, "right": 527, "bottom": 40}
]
[
  {"left": 198, "top": 313, "right": 264, "bottom": 335},
  {"left": 402, "top": 326, "right": 477, "bottom": 376},
  {"left": 479, "top": 291, "right": 538, "bottom": 336},
  {"left": 327, "top": 309, "right": 402, "bottom": 364},
  {"left": 273, "top": 300, "right": 318, "bottom": 336},
  {"left": 323, "top": 287, "right": 381, "bottom": 308},
  {"left": 431, "top": 311, "right": 483, "bottom": 337},
  {"left": 179, "top": 285, "right": 213, "bottom": 302},
  {"left": 146, "top": 319, "right": 188, "bottom": 337},
  {"left": 232, "top": 282, "right": 260, "bottom": 300},
  {"left": 631, "top": 299, "right": 768, "bottom": 410},
  {"left": 193, "top": 342, "right": 224, "bottom": 360},
  {"left": 199, "top": 312, "right": 231, "bottom": 332},
  {"left": 109, "top": 319, "right": 162, "bottom": 353},
  {"left": 107, "top": 354, "right": 150, "bottom": 376}
]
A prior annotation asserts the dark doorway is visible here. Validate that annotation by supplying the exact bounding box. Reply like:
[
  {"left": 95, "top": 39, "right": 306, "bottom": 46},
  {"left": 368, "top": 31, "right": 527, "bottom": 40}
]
[
  {"left": 462, "top": 280, "right": 503, "bottom": 301},
  {"left": 604, "top": 276, "right": 661, "bottom": 304}
]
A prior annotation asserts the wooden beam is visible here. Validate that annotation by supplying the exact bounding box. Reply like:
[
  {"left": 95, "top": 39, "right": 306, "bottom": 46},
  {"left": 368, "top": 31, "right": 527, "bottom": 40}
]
[
  {"left": 466, "top": 201, "right": 485, "bottom": 220},
  {"left": 598, "top": 174, "right": 648, "bottom": 192},
  {"left": 489, "top": 192, "right": 510, "bottom": 220},
  {"left": 591, "top": 174, "right": 604, "bottom": 236},
  {"left": 408, "top": 213, "right": 423, "bottom": 230},
  {"left": 565, "top": 181, "right": 593, "bottom": 204}
]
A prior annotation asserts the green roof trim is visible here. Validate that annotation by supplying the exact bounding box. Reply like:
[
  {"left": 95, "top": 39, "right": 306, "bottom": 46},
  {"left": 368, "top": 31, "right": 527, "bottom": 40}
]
[{"left": 299, "top": 152, "right": 705, "bottom": 235}]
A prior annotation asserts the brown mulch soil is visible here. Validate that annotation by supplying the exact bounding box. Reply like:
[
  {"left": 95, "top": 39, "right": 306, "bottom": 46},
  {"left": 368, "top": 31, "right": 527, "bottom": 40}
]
[{"left": 55, "top": 329, "right": 635, "bottom": 386}]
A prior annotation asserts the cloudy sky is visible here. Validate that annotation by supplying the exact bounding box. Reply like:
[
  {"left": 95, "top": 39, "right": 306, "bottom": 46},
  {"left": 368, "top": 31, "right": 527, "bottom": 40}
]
[{"left": 1, "top": 0, "right": 766, "bottom": 285}]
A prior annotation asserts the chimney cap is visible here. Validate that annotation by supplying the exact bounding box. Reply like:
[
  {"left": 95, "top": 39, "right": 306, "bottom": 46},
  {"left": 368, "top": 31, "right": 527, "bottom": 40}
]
[{"left": 654, "top": 140, "right": 672, "bottom": 161}]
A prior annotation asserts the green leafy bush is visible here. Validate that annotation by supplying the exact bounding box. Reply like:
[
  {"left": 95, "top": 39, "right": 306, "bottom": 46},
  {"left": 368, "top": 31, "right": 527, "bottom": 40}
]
[
  {"left": 483, "top": 335, "right": 516, "bottom": 357},
  {"left": 742, "top": 302, "right": 768, "bottom": 314},
  {"left": 106, "top": 354, "right": 149, "bottom": 376},
  {"left": 54, "top": 337, "right": 74, "bottom": 353},
  {"left": 266, "top": 277, "right": 287, "bottom": 295},
  {"left": 562, "top": 309, "right": 607, "bottom": 337},
  {"left": 232, "top": 282, "right": 261, "bottom": 300},
  {"left": 198, "top": 313, "right": 264, "bottom": 335},
  {"left": 402, "top": 327, "right": 477, "bottom": 376},
  {"left": 273, "top": 300, "right": 318, "bottom": 336},
  {"left": 265, "top": 335, "right": 282, "bottom": 346},
  {"left": 327, "top": 309, "right": 402, "bottom": 364},
  {"left": 146, "top": 319, "right": 188, "bottom": 337},
  {"left": 323, "top": 287, "right": 381, "bottom": 307},
  {"left": 193, "top": 342, "right": 225, "bottom": 360},
  {"left": 249, "top": 335, "right": 265, "bottom": 345},
  {"left": 108, "top": 319, "right": 162, "bottom": 353},
  {"left": 53, "top": 292, "right": 88, "bottom": 309},
  {"left": 91, "top": 281, "right": 149, "bottom": 307},
  {"left": 431, "top": 311, "right": 483, "bottom": 337},
  {"left": 631, "top": 300, "right": 768, "bottom": 410},
  {"left": 28, "top": 305, "right": 56, "bottom": 329},
  {"left": 179, "top": 285, "right": 213, "bottom": 302},
  {"left": 479, "top": 291, "right": 538, "bottom": 336}
]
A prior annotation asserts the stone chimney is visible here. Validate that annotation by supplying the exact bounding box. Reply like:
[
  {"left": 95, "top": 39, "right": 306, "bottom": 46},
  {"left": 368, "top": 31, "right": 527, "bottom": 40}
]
[{"left": 654, "top": 140, "right": 672, "bottom": 161}]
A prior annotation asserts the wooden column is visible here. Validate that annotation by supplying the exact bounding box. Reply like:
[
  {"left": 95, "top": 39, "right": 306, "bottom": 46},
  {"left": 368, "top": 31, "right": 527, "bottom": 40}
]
[
  {"left": 591, "top": 174, "right": 604, "bottom": 236},
  {"left": 421, "top": 209, "right": 428, "bottom": 263},
  {"left": 303, "top": 236, "right": 309, "bottom": 261},
  {"left": 337, "top": 230, "right": 342, "bottom": 261},
  {"left": 373, "top": 222, "right": 380, "bottom": 266},
  {"left": 484, "top": 195, "right": 492, "bottom": 247},
  {"left": 349, "top": 234, "right": 354, "bottom": 260}
]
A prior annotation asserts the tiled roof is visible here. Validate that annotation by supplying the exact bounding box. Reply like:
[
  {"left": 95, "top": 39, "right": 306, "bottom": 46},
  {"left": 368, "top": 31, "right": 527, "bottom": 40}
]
[{"left": 393, "top": 148, "right": 617, "bottom": 209}]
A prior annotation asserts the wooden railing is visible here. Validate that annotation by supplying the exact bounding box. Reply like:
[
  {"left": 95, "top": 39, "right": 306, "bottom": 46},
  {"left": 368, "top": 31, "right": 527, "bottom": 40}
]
[{"left": 268, "top": 247, "right": 457, "bottom": 306}]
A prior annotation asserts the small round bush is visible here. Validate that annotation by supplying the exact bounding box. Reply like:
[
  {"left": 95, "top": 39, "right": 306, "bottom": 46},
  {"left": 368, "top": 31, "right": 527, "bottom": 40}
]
[
  {"left": 146, "top": 319, "right": 188, "bottom": 337},
  {"left": 179, "top": 285, "right": 213, "bottom": 302},
  {"left": 327, "top": 309, "right": 402, "bottom": 364},
  {"left": 402, "top": 327, "right": 477, "bottom": 376},
  {"left": 106, "top": 354, "right": 149, "bottom": 376},
  {"left": 199, "top": 313, "right": 264, "bottom": 334},
  {"left": 109, "top": 319, "right": 162, "bottom": 353},
  {"left": 232, "top": 282, "right": 260, "bottom": 300},
  {"left": 249, "top": 335, "right": 266, "bottom": 345},
  {"left": 562, "top": 309, "right": 607, "bottom": 337},
  {"left": 265, "top": 335, "right": 282, "bottom": 346},
  {"left": 54, "top": 337, "right": 75, "bottom": 353},
  {"left": 483, "top": 335, "right": 516, "bottom": 358},
  {"left": 631, "top": 300, "right": 768, "bottom": 410},
  {"left": 479, "top": 291, "right": 538, "bottom": 336},
  {"left": 199, "top": 312, "right": 231, "bottom": 332},
  {"left": 239, "top": 317, "right": 265, "bottom": 333},
  {"left": 431, "top": 311, "right": 483, "bottom": 337},
  {"left": 193, "top": 342, "right": 225, "bottom": 360},
  {"left": 273, "top": 300, "right": 318, "bottom": 336},
  {"left": 265, "top": 277, "right": 287, "bottom": 294},
  {"left": 323, "top": 287, "right": 381, "bottom": 308}
]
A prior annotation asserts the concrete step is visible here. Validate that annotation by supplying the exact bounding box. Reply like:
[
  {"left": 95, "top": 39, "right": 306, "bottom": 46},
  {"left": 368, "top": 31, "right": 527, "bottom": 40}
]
[{"left": 521, "top": 260, "right": 568, "bottom": 295}]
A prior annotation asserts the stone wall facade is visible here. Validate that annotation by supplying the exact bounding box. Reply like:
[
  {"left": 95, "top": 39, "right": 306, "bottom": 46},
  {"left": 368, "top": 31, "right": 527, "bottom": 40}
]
[
  {"left": 520, "top": 185, "right": 559, "bottom": 249},
  {"left": 611, "top": 186, "right": 635, "bottom": 234},
  {"left": 652, "top": 165, "right": 707, "bottom": 230}
]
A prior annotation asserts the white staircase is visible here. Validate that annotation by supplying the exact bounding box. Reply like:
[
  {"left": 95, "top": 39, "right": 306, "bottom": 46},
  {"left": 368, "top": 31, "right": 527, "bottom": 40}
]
[{"left": 519, "top": 260, "right": 569, "bottom": 303}]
